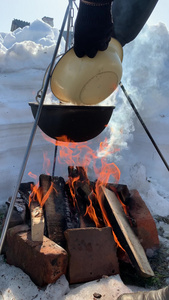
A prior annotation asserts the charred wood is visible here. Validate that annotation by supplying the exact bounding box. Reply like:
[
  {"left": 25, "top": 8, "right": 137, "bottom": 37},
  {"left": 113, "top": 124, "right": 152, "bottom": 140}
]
[
  {"left": 67, "top": 167, "right": 97, "bottom": 228},
  {"left": 64, "top": 182, "right": 80, "bottom": 229},
  {"left": 39, "top": 174, "right": 68, "bottom": 248}
]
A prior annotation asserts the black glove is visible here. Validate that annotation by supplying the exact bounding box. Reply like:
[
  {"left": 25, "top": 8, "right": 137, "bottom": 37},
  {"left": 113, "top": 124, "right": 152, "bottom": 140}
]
[{"left": 74, "top": 0, "right": 114, "bottom": 58}]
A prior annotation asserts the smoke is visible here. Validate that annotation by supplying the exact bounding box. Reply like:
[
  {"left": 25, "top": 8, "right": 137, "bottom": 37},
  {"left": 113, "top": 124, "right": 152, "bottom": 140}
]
[{"left": 97, "top": 22, "right": 169, "bottom": 163}]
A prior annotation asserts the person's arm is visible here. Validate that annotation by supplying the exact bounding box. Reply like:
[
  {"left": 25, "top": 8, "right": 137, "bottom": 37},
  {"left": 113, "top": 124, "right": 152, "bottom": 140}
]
[
  {"left": 74, "top": 0, "right": 114, "bottom": 58},
  {"left": 112, "top": 0, "right": 158, "bottom": 46}
]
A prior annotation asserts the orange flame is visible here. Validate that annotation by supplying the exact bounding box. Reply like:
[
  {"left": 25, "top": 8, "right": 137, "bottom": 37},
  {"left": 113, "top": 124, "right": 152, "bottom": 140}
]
[
  {"left": 43, "top": 151, "right": 51, "bottom": 175},
  {"left": 68, "top": 175, "right": 80, "bottom": 207},
  {"left": 28, "top": 132, "right": 127, "bottom": 251},
  {"left": 29, "top": 181, "right": 55, "bottom": 207},
  {"left": 84, "top": 194, "right": 101, "bottom": 228},
  {"left": 29, "top": 134, "right": 122, "bottom": 233}
]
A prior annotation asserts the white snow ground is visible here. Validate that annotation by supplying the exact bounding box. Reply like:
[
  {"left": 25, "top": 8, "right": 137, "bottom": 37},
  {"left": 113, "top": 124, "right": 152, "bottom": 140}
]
[{"left": 1, "top": 19, "right": 169, "bottom": 299}]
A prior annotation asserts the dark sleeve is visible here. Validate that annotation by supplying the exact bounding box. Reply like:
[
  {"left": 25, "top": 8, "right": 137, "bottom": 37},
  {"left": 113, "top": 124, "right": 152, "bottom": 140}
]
[{"left": 112, "top": 0, "right": 158, "bottom": 46}]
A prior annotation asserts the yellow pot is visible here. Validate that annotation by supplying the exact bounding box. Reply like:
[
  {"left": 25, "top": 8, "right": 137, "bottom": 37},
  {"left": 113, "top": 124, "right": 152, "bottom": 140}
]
[{"left": 50, "top": 38, "right": 123, "bottom": 105}]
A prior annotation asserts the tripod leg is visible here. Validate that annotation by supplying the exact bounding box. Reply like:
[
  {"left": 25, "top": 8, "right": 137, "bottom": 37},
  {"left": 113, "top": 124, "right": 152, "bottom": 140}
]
[
  {"left": 0, "top": 2, "right": 71, "bottom": 254},
  {"left": 52, "top": 145, "right": 58, "bottom": 177}
]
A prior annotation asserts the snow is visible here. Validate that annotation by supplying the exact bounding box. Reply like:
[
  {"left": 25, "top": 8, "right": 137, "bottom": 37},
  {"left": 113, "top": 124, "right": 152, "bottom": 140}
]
[
  {"left": 0, "top": 253, "right": 147, "bottom": 300},
  {"left": 0, "top": 18, "right": 169, "bottom": 299}
]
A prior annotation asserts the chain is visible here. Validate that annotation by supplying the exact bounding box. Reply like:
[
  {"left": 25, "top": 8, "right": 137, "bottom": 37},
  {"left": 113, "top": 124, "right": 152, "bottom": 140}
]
[{"left": 69, "top": 0, "right": 76, "bottom": 47}]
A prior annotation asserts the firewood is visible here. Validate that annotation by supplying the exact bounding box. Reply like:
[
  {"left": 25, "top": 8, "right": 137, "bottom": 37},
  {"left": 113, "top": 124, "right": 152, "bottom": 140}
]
[
  {"left": 39, "top": 174, "right": 68, "bottom": 248},
  {"left": 65, "top": 182, "right": 81, "bottom": 229},
  {"left": 67, "top": 166, "right": 97, "bottom": 228},
  {"left": 101, "top": 186, "right": 154, "bottom": 278},
  {"left": 77, "top": 185, "right": 105, "bottom": 228},
  {"left": 30, "top": 201, "right": 44, "bottom": 242}
]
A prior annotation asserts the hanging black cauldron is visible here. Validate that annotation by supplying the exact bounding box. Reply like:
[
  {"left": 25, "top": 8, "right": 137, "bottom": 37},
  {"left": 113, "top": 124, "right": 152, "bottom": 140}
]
[{"left": 29, "top": 103, "right": 114, "bottom": 142}]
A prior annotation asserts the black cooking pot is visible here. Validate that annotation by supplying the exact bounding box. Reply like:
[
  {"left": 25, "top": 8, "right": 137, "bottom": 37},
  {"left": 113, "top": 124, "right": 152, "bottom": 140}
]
[{"left": 29, "top": 103, "right": 115, "bottom": 142}]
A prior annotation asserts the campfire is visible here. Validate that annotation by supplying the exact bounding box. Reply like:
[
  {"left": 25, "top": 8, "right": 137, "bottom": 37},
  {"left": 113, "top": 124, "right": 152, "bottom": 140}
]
[{"left": 2, "top": 137, "right": 159, "bottom": 287}]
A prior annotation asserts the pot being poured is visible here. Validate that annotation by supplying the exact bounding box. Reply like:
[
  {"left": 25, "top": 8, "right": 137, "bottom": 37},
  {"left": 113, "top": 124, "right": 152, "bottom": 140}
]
[
  {"left": 29, "top": 38, "right": 121, "bottom": 142},
  {"left": 29, "top": 103, "right": 115, "bottom": 142},
  {"left": 50, "top": 38, "right": 123, "bottom": 106}
]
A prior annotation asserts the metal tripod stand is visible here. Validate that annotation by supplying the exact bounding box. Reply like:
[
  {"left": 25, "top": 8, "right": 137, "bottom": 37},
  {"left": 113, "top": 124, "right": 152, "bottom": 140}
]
[{"left": 0, "top": 0, "right": 78, "bottom": 254}]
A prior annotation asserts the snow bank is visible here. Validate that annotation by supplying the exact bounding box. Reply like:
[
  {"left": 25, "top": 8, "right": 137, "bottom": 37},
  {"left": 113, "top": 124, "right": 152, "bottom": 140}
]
[{"left": 0, "top": 20, "right": 169, "bottom": 217}]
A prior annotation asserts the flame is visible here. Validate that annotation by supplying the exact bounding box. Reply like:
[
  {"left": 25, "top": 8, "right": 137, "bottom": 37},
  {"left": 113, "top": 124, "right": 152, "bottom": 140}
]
[
  {"left": 28, "top": 151, "right": 52, "bottom": 206},
  {"left": 43, "top": 151, "right": 51, "bottom": 175},
  {"left": 29, "top": 133, "right": 121, "bottom": 226},
  {"left": 84, "top": 194, "right": 101, "bottom": 228},
  {"left": 28, "top": 171, "right": 38, "bottom": 181},
  {"left": 29, "top": 181, "right": 55, "bottom": 207},
  {"left": 68, "top": 175, "right": 80, "bottom": 207},
  {"left": 28, "top": 132, "right": 127, "bottom": 251},
  {"left": 28, "top": 170, "right": 56, "bottom": 207}
]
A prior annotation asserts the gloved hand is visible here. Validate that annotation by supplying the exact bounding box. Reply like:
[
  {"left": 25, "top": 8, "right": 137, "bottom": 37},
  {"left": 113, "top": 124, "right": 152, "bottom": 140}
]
[
  {"left": 74, "top": 0, "right": 114, "bottom": 58},
  {"left": 117, "top": 285, "right": 169, "bottom": 300}
]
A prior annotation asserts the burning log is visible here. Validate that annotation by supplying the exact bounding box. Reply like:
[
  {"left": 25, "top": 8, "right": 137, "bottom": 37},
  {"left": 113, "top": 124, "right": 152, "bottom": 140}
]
[
  {"left": 101, "top": 186, "right": 154, "bottom": 278},
  {"left": 39, "top": 174, "right": 68, "bottom": 248},
  {"left": 67, "top": 166, "right": 98, "bottom": 228},
  {"left": 30, "top": 201, "right": 44, "bottom": 242}
]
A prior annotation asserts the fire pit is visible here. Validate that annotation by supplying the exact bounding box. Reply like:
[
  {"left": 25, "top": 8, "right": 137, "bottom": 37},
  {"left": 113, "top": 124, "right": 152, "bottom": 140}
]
[{"left": 3, "top": 166, "right": 160, "bottom": 286}]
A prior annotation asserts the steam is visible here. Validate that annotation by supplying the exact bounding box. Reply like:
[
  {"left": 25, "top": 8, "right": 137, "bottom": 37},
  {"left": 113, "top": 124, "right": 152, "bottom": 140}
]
[{"left": 97, "top": 23, "right": 169, "bottom": 162}]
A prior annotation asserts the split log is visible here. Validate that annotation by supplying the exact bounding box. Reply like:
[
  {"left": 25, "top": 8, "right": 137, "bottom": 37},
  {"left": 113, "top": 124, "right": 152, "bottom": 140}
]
[
  {"left": 101, "top": 186, "right": 154, "bottom": 278},
  {"left": 30, "top": 201, "right": 44, "bottom": 242},
  {"left": 67, "top": 166, "right": 97, "bottom": 228},
  {"left": 40, "top": 174, "right": 68, "bottom": 248}
]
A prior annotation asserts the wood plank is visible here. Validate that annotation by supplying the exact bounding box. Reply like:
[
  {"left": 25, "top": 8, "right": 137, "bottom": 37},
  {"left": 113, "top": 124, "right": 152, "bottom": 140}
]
[
  {"left": 30, "top": 201, "right": 44, "bottom": 242},
  {"left": 101, "top": 186, "right": 154, "bottom": 278}
]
